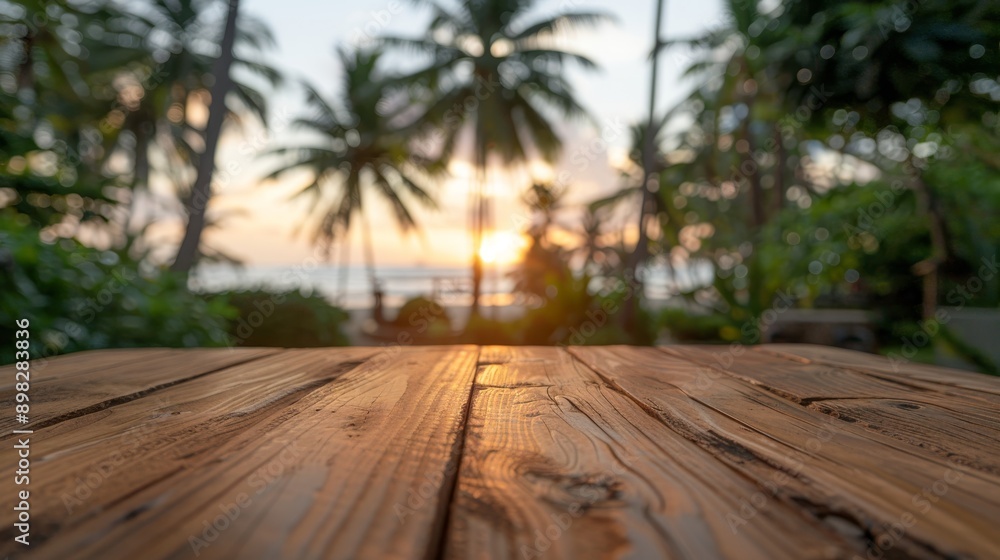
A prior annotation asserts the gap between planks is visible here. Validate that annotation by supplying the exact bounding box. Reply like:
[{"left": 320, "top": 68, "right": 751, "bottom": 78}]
[
  {"left": 445, "top": 346, "right": 862, "bottom": 559},
  {"left": 0, "top": 348, "right": 282, "bottom": 437},
  {"left": 25, "top": 347, "right": 481, "bottom": 560}
]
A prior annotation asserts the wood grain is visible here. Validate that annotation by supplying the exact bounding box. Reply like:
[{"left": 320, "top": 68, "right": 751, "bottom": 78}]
[
  {"left": 663, "top": 345, "right": 1000, "bottom": 476},
  {"left": 445, "top": 346, "right": 856, "bottom": 560},
  {"left": 0, "top": 348, "right": 373, "bottom": 558},
  {"left": 7, "top": 345, "right": 1000, "bottom": 560},
  {"left": 758, "top": 343, "right": 1000, "bottom": 398},
  {"left": 571, "top": 346, "right": 1000, "bottom": 560},
  {"left": 1, "top": 348, "right": 176, "bottom": 386},
  {"left": 29, "top": 346, "right": 479, "bottom": 560},
  {"left": 0, "top": 347, "right": 277, "bottom": 434}
]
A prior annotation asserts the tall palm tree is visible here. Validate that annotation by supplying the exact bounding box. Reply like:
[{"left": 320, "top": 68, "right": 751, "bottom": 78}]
[
  {"left": 58, "top": 0, "right": 280, "bottom": 258},
  {"left": 383, "top": 0, "right": 610, "bottom": 316},
  {"left": 266, "top": 48, "right": 439, "bottom": 302},
  {"left": 171, "top": 0, "right": 241, "bottom": 272},
  {"left": 625, "top": 0, "right": 667, "bottom": 285},
  {"left": 593, "top": 118, "right": 677, "bottom": 244}
]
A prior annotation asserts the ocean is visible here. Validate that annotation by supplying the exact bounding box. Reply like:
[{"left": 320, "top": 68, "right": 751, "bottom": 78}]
[{"left": 190, "top": 262, "right": 711, "bottom": 310}]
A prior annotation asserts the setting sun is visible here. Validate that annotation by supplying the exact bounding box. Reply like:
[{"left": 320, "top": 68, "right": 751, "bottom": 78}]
[{"left": 478, "top": 231, "right": 529, "bottom": 265}]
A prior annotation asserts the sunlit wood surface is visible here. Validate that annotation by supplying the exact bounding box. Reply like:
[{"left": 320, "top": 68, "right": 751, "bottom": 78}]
[{"left": 3, "top": 345, "right": 999, "bottom": 559}]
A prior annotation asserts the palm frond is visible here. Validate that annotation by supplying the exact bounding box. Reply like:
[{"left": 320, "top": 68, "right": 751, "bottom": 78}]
[
  {"left": 509, "top": 12, "right": 614, "bottom": 42},
  {"left": 517, "top": 49, "right": 599, "bottom": 71}
]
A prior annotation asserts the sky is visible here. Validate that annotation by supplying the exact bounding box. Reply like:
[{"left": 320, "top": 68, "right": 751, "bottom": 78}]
[{"left": 176, "top": 0, "right": 725, "bottom": 268}]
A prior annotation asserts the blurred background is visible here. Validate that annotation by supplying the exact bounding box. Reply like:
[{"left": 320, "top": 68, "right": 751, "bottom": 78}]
[{"left": 1, "top": 0, "right": 998, "bottom": 373}]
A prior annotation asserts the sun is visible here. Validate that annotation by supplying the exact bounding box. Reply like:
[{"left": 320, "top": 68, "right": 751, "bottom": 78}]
[{"left": 479, "top": 231, "right": 528, "bottom": 265}]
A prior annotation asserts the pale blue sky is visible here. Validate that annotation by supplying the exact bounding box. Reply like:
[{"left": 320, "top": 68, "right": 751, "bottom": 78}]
[{"left": 196, "top": 0, "right": 724, "bottom": 266}]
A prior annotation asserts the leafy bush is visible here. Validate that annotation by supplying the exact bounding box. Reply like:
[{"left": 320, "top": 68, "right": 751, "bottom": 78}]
[
  {"left": 0, "top": 213, "right": 234, "bottom": 364},
  {"left": 393, "top": 296, "right": 453, "bottom": 338},
  {"left": 209, "top": 289, "right": 350, "bottom": 347},
  {"left": 659, "top": 308, "right": 732, "bottom": 342}
]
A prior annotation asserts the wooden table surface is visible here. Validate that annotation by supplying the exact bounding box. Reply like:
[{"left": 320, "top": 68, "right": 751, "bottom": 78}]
[{"left": 3, "top": 345, "right": 999, "bottom": 559}]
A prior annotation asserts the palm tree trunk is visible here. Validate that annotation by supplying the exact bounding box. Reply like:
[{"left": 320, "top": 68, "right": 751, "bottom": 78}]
[
  {"left": 170, "top": 0, "right": 240, "bottom": 272},
  {"left": 359, "top": 205, "right": 383, "bottom": 323},
  {"left": 740, "top": 95, "right": 765, "bottom": 230},
  {"left": 626, "top": 0, "right": 666, "bottom": 282},
  {"left": 17, "top": 32, "right": 34, "bottom": 92},
  {"left": 469, "top": 115, "right": 488, "bottom": 319},
  {"left": 912, "top": 172, "right": 950, "bottom": 321},
  {"left": 336, "top": 233, "right": 351, "bottom": 304},
  {"left": 623, "top": 0, "right": 666, "bottom": 333}
]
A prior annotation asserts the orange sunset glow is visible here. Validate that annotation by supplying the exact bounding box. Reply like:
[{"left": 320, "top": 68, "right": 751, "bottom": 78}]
[{"left": 478, "top": 231, "right": 530, "bottom": 265}]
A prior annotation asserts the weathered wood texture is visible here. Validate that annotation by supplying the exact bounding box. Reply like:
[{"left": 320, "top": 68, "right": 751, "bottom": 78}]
[{"left": 5, "top": 345, "right": 999, "bottom": 560}]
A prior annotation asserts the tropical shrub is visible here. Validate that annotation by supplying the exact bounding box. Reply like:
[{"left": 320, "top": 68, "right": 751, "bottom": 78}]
[
  {"left": 0, "top": 213, "right": 234, "bottom": 364},
  {"left": 210, "top": 288, "right": 350, "bottom": 348}
]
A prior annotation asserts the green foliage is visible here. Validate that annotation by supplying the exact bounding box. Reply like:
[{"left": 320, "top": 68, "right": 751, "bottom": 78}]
[
  {"left": 461, "top": 315, "right": 519, "bottom": 346},
  {"left": 211, "top": 289, "right": 350, "bottom": 348},
  {"left": 0, "top": 213, "right": 234, "bottom": 364},
  {"left": 659, "top": 308, "right": 732, "bottom": 342},
  {"left": 267, "top": 49, "right": 438, "bottom": 246},
  {"left": 2, "top": 0, "right": 281, "bottom": 260},
  {"left": 500, "top": 182, "right": 655, "bottom": 346},
  {"left": 783, "top": 0, "right": 1000, "bottom": 128},
  {"left": 393, "top": 296, "right": 452, "bottom": 338},
  {"left": 649, "top": 0, "right": 1000, "bottom": 368}
]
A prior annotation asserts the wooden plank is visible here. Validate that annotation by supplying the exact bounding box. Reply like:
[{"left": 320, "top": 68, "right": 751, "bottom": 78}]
[
  {"left": 571, "top": 346, "right": 1000, "bottom": 560},
  {"left": 0, "top": 347, "right": 277, "bottom": 434},
  {"left": 810, "top": 398, "right": 1000, "bottom": 478},
  {"left": 0, "top": 348, "right": 176, "bottom": 388},
  {"left": 662, "top": 346, "right": 1000, "bottom": 477},
  {"left": 29, "top": 346, "right": 479, "bottom": 560},
  {"left": 444, "top": 346, "right": 858, "bottom": 560},
  {"left": 758, "top": 343, "right": 1000, "bottom": 398},
  {"left": 0, "top": 348, "right": 374, "bottom": 557}
]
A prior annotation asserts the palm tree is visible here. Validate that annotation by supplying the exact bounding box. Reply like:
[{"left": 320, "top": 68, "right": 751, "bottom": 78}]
[
  {"left": 104, "top": 0, "right": 279, "bottom": 271},
  {"left": 171, "top": 0, "right": 241, "bottom": 272},
  {"left": 382, "top": 0, "right": 610, "bottom": 316},
  {"left": 266, "top": 48, "right": 439, "bottom": 304},
  {"left": 626, "top": 0, "right": 667, "bottom": 285},
  {"left": 593, "top": 118, "right": 677, "bottom": 245}
]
